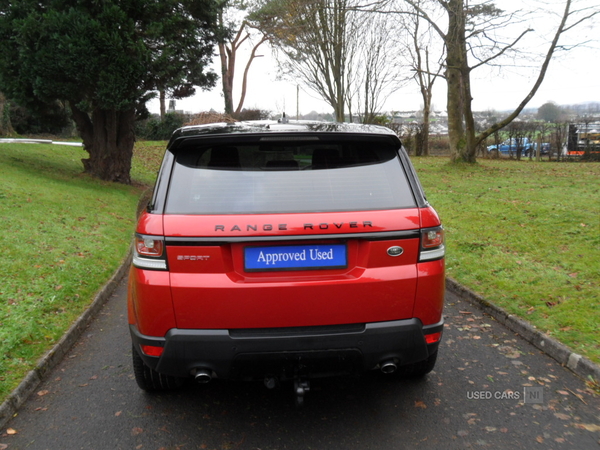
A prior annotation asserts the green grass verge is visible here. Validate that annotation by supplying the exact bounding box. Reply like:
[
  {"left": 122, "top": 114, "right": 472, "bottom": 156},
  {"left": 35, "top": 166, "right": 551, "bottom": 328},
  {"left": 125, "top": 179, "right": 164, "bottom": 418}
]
[
  {"left": 413, "top": 158, "right": 600, "bottom": 364},
  {"left": 131, "top": 140, "right": 168, "bottom": 186},
  {"left": 0, "top": 142, "right": 149, "bottom": 404}
]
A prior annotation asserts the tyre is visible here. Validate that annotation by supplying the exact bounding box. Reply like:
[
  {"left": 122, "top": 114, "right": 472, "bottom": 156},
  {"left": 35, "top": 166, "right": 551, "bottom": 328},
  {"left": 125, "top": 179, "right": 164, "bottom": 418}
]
[
  {"left": 132, "top": 346, "right": 185, "bottom": 391},
  {"left": 394, "top": 350, "right": 438, "bottom": 378}
]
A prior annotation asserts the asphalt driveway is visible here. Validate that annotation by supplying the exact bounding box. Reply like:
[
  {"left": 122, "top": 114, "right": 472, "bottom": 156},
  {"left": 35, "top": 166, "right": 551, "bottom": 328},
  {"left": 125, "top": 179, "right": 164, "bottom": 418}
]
[{"left": 2, "top": 279, "right": 599, "bottom": 450}]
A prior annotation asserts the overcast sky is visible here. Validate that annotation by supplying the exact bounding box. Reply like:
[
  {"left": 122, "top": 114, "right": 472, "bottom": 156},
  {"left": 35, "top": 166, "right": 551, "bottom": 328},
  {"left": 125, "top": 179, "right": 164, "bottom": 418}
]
[{"left": 149, "top": 0, "right": 599, "bottom": 116}]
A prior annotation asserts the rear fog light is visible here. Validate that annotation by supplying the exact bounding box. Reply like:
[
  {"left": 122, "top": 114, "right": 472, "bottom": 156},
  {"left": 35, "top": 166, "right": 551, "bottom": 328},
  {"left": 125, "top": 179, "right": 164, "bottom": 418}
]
[
  {"left": 425, "top": 331, "right": 442, "bottom": 344},
  {"left": 141, "top": 345, "right": 164, "bottom": 357}
]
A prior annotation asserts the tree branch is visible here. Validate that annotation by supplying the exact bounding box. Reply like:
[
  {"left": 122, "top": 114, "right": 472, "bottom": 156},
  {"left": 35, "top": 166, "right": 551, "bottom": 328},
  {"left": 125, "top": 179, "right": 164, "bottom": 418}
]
[
  {"left": 474, "top": 0, "right": 575, "bottom": 147},
  {"left": 470, "top": 28, "right": 532, "bottom": 71}
]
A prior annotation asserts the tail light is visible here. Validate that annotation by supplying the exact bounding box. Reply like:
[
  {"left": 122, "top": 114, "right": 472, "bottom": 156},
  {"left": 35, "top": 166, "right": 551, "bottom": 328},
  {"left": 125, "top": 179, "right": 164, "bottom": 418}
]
[
  {"left": 133, "top": 234, "right": 167, "bottom": 270},
  {"left": 419, "top": 226, "right": 445, "bottom": 261}
]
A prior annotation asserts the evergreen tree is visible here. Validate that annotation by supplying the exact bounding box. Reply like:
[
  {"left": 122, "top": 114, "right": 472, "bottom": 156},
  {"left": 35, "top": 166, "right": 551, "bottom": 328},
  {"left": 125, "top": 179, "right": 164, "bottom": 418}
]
[{"left": 0, "top": 0, "right": 218, "bottom": 183}]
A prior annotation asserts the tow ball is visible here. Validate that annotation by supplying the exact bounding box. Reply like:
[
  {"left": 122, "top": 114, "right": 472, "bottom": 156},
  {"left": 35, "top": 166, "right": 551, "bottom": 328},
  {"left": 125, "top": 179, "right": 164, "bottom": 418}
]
[
  {"left": 294, "top": 378, "right": 310, "bottom": 407},
  {"left": 264, "top": 373, "right": 311, "bottom": 406}
]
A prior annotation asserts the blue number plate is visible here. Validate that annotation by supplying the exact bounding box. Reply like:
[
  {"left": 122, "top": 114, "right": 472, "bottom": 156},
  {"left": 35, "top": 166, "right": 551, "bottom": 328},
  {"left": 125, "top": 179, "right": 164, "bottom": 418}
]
[{"left": 244, "top": 244, "right": 347, "bottom": 272}]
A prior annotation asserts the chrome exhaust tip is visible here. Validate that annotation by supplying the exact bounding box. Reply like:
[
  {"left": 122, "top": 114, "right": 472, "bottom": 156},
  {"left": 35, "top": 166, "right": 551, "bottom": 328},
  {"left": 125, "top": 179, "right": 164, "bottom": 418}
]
[
  {"left": 380, "top": 360, "right": 397, "bottom": 374},
  {"left": 194, "top": 368, "right": 212, "bottom": 384}
]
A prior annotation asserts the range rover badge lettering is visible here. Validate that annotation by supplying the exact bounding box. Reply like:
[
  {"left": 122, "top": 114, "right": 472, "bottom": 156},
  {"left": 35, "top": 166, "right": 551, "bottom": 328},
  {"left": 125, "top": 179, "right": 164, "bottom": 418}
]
[{"left": 387, "top": 246, "right": 404, "bottom": 257}]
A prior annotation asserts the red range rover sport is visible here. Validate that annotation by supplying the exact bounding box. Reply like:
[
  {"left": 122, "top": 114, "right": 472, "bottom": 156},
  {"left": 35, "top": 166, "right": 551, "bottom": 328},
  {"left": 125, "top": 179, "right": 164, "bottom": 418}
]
[{"left": 128, "top": 120, "right": 445, "bottom": 403}]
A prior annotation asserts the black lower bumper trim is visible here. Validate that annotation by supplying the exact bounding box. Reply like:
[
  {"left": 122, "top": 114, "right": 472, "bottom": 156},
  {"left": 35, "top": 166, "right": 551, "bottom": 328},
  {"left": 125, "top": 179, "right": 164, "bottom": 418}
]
[{"left": 130, "top": 318, "right": 443, "bottom": 380}]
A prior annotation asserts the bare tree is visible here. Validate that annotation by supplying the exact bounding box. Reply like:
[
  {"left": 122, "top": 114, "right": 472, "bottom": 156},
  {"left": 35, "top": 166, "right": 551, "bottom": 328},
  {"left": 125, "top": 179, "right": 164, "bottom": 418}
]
[
  {"left": 507, "top": 121, "right": 533, "bottom": 160},
  {"left": 251, "top": 0, "right": 352, "bottom": 121},
  {"left": 395, "top": 0, "right": 599, "bottom": 162},
  {"left": 349, "top": 10, "right": 405, "bottom": 123},
  {"left": 218, "top": 3, "right": 268, "bottom": 117},
  {"left": 552, "top": 122, "right": 569, "bottom": 161},
  {"left": 252, "top": 0, "right": 403, "bottom": 122},
  {"left": 396, "top": 0, "right": 444, "bottom": 155}
]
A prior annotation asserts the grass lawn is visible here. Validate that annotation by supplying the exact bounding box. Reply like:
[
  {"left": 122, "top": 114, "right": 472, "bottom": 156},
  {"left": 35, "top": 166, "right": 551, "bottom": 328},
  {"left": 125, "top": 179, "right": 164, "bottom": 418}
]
[
  {"left": 413, "top": 157, "right": 600, "bottom": 365},
  {"left": 0, "top": 140, "right": 598, "bottom": 406},
  {"left": 0, "top": 142, "right": 146, "bottom": 403}
]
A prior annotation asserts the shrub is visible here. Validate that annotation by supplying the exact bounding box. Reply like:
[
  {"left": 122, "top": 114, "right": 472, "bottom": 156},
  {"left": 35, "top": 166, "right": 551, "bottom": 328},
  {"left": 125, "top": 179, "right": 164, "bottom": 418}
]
[
  {"left": 136, "top": 112, "right": 186, "bottom": 140},
  {"left": 8, "top": 100, "right": 72, "bottom": 136}
]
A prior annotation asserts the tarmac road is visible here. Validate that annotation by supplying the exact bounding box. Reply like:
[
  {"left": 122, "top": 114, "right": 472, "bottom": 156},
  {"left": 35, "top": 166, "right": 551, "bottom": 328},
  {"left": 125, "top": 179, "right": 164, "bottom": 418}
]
[{"left": 2, "top": 279, "right": 599, "bottom": 450}]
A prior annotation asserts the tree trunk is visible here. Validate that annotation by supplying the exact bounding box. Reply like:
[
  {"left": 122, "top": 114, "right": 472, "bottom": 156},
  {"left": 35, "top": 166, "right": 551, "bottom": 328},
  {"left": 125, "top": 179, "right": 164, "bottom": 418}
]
[
  {"left": 415, "top": 126, "right": 424, "bottom": 156},
  {"left": 234, "top": 35, "right": 267, "bottom": 116},
  {"left": 219, "top": 39, "right": 234, "bottom": 115},
  {"left": 0, "top": 92, "right": 15, "bottom": 136},
  {"left": 445, "top": 0, "right": 474, "bottom": 163},
  {"left": 159, "top": 89, "right": 166, "bottom": 119},
  {"left": 71, "top": 103, "right": 135, "bottom": 184},
  {"left": 462, "top": 61, "right": 477, "bottom": 162},
  {"left": 421, "top": 95, "right": 431, "bottom": 156}
]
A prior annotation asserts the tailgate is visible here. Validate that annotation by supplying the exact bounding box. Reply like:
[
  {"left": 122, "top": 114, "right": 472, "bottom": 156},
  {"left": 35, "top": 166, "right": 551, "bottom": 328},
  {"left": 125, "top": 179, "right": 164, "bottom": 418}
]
[{"left": 164, "top": 210, "right": 421, "bottom": 329}]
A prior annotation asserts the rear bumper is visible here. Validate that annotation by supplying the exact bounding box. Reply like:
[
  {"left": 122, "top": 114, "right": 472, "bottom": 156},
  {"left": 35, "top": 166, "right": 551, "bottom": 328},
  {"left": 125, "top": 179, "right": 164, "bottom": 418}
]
[{"left": 130, "top": 319, "right": 443, "bottom": 380}]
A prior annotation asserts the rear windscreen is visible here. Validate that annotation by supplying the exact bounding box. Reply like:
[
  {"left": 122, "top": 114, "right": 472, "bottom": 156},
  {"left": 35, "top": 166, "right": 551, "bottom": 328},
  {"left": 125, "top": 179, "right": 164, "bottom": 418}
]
[{"left": 165, "top": 140, "right": 416, "bottom": 214}]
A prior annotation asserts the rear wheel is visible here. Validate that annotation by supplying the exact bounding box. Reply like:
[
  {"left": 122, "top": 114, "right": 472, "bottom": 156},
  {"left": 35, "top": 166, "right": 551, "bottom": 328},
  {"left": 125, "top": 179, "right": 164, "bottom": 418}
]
[
  {"left": 132, "top": 346, "right": 185, "bottom": 391},
  {"left": 394, "top": 350, "right": 438, "bottom": 378}
]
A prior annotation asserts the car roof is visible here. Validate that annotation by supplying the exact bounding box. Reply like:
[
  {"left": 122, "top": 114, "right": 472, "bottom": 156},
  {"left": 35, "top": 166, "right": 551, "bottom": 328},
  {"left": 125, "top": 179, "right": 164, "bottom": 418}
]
[{"left": 170, "top": 119, "right": 398, "bottom": 142}]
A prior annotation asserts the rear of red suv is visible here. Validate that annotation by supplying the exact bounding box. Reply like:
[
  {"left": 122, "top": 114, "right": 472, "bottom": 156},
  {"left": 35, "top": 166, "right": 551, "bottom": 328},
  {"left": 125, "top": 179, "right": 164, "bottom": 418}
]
[{"left": 128, "top": 121, "right": 445, "bottom": 401}]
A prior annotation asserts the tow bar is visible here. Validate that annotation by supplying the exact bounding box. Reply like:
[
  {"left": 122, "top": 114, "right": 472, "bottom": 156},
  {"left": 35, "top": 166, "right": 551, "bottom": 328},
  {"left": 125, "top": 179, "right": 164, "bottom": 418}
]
[
  {"left": 294, "top": 378, "right": 310, "bottom": 407},
  {"left": 264, "top": 370, "right": 311, "bottom": 406}
]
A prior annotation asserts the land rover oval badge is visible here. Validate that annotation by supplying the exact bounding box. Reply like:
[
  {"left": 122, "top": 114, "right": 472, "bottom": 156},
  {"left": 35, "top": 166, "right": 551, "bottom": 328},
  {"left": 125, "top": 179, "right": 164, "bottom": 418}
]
[{"left": 387, "top": 246, "right": 404, "bottom": 257}]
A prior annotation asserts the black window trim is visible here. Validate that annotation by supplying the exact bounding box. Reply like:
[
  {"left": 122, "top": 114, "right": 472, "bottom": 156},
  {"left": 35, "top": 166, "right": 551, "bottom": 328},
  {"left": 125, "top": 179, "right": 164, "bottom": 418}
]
[{"left": 164, "top": 230, "right": 421, "bottom": 245}]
